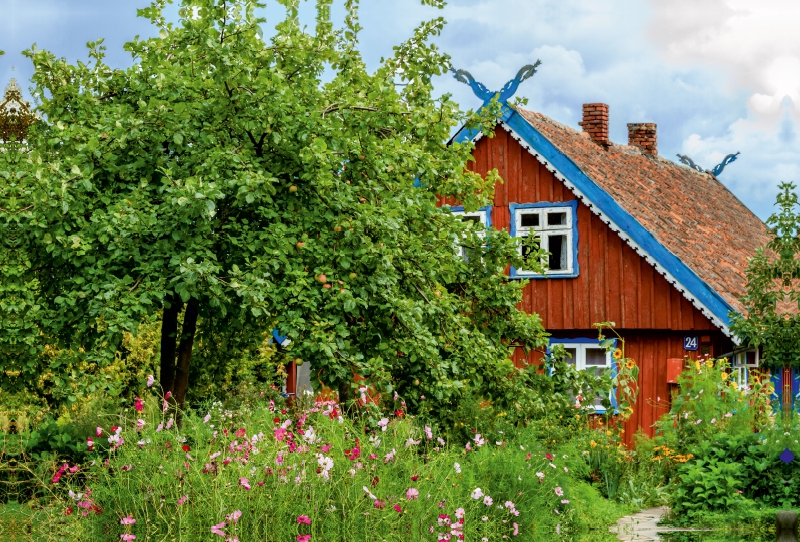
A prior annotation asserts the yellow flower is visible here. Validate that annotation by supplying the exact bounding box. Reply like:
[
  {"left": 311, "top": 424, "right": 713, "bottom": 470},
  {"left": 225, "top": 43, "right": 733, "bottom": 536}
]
[
  {"left": 625, "top": 359, "right": 636, "bottom": 370},
  {"left": 720, "top": 372, "right": 729, "bottom": 380},
  {"left": 613, "top": 348, "right": 623, "bottom": 359},
  {"left": 706, "top": 359, "right": 714, "bottom": 369},
  {"left": 695, "top": 361, "right": 701, "bottom": 371},
  {"left": 590, "top": 440, "right": 597, "bottom": 447}
]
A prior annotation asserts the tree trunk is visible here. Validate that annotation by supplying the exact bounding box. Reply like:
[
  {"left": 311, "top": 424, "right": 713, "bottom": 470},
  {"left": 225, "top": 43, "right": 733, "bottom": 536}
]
[
  {"left": 173, "top": 298, "right": 199, "bottom": 412},
  {"left": 159, "top": 293, "right": 181, "bottom": 395}
]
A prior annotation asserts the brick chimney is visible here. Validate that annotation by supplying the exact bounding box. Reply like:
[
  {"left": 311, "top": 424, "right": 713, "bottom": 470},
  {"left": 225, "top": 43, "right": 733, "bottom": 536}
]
[
  {"left": 578, "top": 103, "right": 609, "bottom": 146},
  {"left": 627, "top": 123, "right": 657, "bottom": 156}
]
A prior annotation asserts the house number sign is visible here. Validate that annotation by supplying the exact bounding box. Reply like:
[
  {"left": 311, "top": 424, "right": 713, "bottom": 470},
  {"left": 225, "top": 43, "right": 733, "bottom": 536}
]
[{"left": 683, "top": 336, "right": 699, "bottom": 351}]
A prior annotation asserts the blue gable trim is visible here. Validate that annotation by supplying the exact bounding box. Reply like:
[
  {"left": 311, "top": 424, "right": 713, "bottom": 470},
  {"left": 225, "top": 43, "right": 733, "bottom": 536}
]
[{"left": 451, "top": 101, "right": 736, "bottom": 332}]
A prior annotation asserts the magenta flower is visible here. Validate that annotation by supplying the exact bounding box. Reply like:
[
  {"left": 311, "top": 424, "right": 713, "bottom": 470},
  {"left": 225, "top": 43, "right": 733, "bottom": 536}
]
[
  {"left": 120, "top": 535, "right": 136, "bottom": 541},
  {"left": 406, "top": 488, "right": 419, "bottom": 500},
  {"left": 374, "top": 499, "right": 386, "bottom": 510},
  {"left": 211, "top": 522, "right": 227, "bottom": 537},
  {"left": 134, "top": 397, "right": 144, "bottom": 412},
  {"left": 177, "top": 495, "right": 189, "bottom": 505},
  {"left": 297, "top": 536, "right": 311, "bottom": 542},
  {"left": 96, "top": 427, "right": 103, "bottom": 437},
  {"left": 120, "top": 515, "right": 136, "bottom": 525},
  {"left": 393, "top": 504, "right": 402, "bottom": 513},
  {"left": 297, "top": 515, "right": 311, "bottom": 525}
]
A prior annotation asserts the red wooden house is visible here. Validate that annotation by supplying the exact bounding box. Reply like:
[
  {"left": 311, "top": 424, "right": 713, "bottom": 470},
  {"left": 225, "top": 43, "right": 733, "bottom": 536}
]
[{"left": 446, "top": 67, "right": 771, "bottom": 443}]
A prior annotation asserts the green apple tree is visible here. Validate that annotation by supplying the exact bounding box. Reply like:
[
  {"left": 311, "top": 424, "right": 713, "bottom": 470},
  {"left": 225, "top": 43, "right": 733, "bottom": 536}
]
[{"left": 22, "top": 0, "right": 548, "bottom": 417}]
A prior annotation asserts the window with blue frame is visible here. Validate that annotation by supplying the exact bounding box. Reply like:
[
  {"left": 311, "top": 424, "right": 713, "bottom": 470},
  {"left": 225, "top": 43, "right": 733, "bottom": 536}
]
[
  {"left": 510, "top": 201, "right": 578, "bottom": 278},
  {"left": 549, "top": 337, "right": 617, "bottom": 413},
  {"left": 449, "top": 206, "right": 491, "bottom": 260}
]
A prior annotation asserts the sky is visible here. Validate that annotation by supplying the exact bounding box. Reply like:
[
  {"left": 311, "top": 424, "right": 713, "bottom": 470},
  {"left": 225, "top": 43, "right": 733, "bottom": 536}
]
[{"left": 1, "top": 0, "right": 798, "bottom": 221}]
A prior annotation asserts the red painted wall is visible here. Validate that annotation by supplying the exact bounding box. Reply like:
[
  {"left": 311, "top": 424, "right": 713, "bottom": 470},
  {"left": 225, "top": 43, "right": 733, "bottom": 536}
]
[{"left": 445, "top": 129, "right": 734, "bottom": 443}]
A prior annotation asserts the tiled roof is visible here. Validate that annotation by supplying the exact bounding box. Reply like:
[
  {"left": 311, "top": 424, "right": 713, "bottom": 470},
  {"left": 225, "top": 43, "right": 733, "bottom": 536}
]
[{"left": 515, "top": 107, "right": 770, "bottom": 315}]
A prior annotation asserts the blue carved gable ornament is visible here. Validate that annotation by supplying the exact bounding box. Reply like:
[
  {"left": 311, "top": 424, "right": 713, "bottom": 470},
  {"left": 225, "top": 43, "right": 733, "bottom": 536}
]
[
  {"left": 450, "top": 61, "right": 542, "bottom": 104},
  {"left": 676, "top": 152, "right": 740, "bottom": 177}
]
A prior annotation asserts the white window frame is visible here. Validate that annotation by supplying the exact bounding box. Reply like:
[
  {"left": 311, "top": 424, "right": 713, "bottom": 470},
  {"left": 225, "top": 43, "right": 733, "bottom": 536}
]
[
  {"left": 731, "top": 348, "right": 760, "bottom": 389},
  {"left": 513, "top": 204, "right": 575, "bottom": 276},
  {"left": 451, "top": 208, "right": 489, "bottom": 260},
  {"left": 550, "top": 340, "right": 615, "bottom": 413}
]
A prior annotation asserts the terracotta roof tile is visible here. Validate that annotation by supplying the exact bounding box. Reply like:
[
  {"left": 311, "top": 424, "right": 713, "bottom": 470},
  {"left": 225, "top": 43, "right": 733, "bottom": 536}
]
[{"left": 515, "top": 108, "right": 770, "bottom": 315}]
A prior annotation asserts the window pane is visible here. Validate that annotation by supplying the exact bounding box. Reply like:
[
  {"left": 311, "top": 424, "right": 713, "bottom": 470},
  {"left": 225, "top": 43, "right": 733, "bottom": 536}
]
[
  {"left": 462, "top": 215, "right": 481, "bottom": 224},
  {"left": 564, "top": 348, "right": 577, "bottom": 364},
  {"left": 548, "top": 235, "right": 567, "bottom": 270},
  {"left": 521, "top": 234, "right": 539, "bottom": 264},
  {"left": 547, "top": 212, "right": 567, "bottom": 226},
  {"left": 520, "top": 213, "right": 540, "bottom": 227},
  {"left": 585, "top": 348, "right": 607, "bottom": 367}
]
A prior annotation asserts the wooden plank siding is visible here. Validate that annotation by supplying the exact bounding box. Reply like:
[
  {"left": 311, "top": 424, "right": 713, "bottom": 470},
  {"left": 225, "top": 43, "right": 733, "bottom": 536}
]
[
  {"left": 466, "top": 130, "right": 718, "bottom": 333},
  {"left": 439, "top": 129, "right": 737, "bottom": 442}
]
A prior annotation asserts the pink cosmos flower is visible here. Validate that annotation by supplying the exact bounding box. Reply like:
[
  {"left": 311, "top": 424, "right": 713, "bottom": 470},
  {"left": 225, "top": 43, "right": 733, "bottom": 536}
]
[
  {"left": 377, "top": 418, "right": 389, "bottom": 431},
  {"left": 203, "top": 414, "right": 212, "bottom": 424},
  {"left": 146, "top": 375, "right": 155, "bottom": 387},
  {"left": 134, "top": 397, "right": 144, "bottom": 412},
  {"left": 177, "top": 495, "right": 189, "bottom": 505},
  {"left": 393, "top": 505, "right": 402, "bottom": 513},
  {"left": 455, "top": 508, "right": 465, "bottom": 519},
  {"left": 545, "top": 453, "right": 553, "bottom": 460},
  {"left": 297, "top": 515, "right": 311, "bottom": 525},
  {"left": 239, "top": 478, "right": 251, "bottom": 491},
  {"left": 166, "top": 418, "right": 174, "bottom": 430},
  {"left": 211, "top": 522, "right": 227, "bottom": 537},
  {"left": 561, "top": 499, "right": 570, "bottom": 504},
  {"left": 320, "top": 444, "right": 332, "bottom": 453},
  {"left": 424, "top": 426, "right": 433, "bottom": 439},
  {"left": 120, "top": 535, "right": 136, "bottom": 541},
  {"left": 96, "top": 427, "right": 103, "bottom": 437},
  {"left": 120, "top": 516, "right": 136, "bottom": 525},
  {"left": 297, "top": 536, "right": 311, "bottom": 542},
  {"left": 374, "top": 500, "right": 386, "bottom": 510},
  {"left": 483, "top": 495, "right": 493, "bottom": 506},
  {"left": 471, "top": 488, "right": 484, "bottom": 499},
  {"left": 226, "top": 510, "right": 242, "bottom": 524},
  {"left": 513, "top": 522, "right": 519, "bottom": 536},
  {"left": 554, "top": 487, "right": 564, "bottom": 497},
  {"left": 406, "top": 488, "right": 419, "bottom": 500},
  {"left": 86, "top": 437, "right": 94, "bottom": 450}
]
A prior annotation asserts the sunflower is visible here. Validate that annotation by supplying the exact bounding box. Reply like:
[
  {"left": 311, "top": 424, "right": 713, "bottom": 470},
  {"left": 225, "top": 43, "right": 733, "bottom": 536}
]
[
  {"left": 706, "top": 359, "right": 714, "bottom": 369},
  {"left": 720, "top": 372, "right": 729, "bottom": 381},
  {"left": 625, "top": 359, "right": 636, "bottom": 370},
  {"left": 613, "top": 348, "right": 623, "bottom": 359}
]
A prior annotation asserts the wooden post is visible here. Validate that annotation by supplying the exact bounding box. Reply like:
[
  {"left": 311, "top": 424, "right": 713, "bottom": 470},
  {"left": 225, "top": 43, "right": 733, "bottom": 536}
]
[
  {"left": 784, "top": 366, "right": 792, "bottom": 419},
  {"left": 776, "top": 510, "right": 798, "bottom": 542}
]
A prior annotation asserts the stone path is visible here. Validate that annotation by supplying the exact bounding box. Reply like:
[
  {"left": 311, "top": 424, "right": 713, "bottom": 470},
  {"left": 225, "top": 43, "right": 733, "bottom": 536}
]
[{"left": 609, "top": 506, "right": 713, "bottom": 541}]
